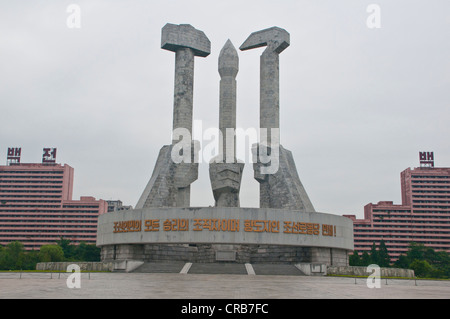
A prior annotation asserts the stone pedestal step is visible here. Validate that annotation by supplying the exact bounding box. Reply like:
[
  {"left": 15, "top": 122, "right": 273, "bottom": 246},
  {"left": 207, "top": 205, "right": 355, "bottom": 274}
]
[
  {"left": 132, "top": 262, "right": 185, "bottom": 273},
  {"left": 132, "top": 262, "right": 306, "bottom": 276}
]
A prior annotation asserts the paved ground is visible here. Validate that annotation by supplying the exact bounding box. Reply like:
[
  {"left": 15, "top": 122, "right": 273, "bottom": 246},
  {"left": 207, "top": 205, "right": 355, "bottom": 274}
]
[{"left": 1, "top": 271, "right": 449, "bottom": 299}]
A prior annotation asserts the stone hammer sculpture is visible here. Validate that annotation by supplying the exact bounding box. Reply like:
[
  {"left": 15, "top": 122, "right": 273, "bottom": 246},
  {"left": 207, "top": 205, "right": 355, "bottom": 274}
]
[
  {"left": 161, "top": 23, "right": 211, "bottom": 140},
  {"left": 136, "top": 24, "right": 210, "bottom": 209}
]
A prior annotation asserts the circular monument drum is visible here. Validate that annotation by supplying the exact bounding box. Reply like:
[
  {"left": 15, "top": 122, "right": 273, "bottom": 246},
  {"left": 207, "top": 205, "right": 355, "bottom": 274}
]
[{"left": 97, "top": 207, "right": 353, "bottom": 265}]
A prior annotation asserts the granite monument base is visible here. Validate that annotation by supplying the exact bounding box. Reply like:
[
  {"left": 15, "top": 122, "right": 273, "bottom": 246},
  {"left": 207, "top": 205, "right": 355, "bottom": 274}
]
[
  {"left": 97, "top": 207, "right": 353, "bottom": 268},
  {"left": 100, "top": 243, "right": 349, "bottom": 266}
]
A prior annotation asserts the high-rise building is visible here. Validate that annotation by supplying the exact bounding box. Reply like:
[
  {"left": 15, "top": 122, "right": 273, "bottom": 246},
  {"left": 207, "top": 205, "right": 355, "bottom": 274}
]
[
  {"left": 0, "top": 148, "right": 107, "bottom": 250},
  {"left": 344, "top": 153, "right": 450, "bottom": 261}
]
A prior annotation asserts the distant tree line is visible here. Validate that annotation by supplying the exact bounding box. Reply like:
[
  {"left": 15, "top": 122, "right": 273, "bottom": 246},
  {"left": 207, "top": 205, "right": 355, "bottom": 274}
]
[
  {"left": 0, "top": 238, "right": 101, "bottom": 270},
  {"left": 349, "top": 240, "right": 450, "bottom": 278}
]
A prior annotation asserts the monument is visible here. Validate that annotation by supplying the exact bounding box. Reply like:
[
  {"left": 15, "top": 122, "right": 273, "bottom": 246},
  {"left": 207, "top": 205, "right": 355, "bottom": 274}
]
[
  {"left": 135, "top": 24, "right": 209, "bottom": 209},
  {"left": 209, "top": 39, "right": 244, "bottom": 208},
  {"left": 240, "top": 27, "right": 315, "bottom": 212},
  {"left": 96, "top": 24, "right": 353, "bottom": 270}
]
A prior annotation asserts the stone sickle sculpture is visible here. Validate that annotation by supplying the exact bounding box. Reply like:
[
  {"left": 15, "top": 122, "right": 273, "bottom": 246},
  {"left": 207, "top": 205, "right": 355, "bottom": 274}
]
[{"left": 240, "top": 27, "right": 315, "bottom": 212}]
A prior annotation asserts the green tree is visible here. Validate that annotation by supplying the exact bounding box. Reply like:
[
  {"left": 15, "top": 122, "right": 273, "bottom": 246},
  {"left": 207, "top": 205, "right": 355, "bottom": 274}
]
[
  {"left": 0, "top": 245, "right": 5, "bottom": 270},
  {"left": 0, "top": 241, "right": 26, "bottom": 270},
  {"left": 349, "top": 250, "right": 361, "bottom": 266},
  {"left": 0, "top": 244, "right": 4, "bottom": 266},
  {"left": 21, "top": 250, "right": 40, "bottom": 270},
  {"left": 56, "top": 237, "right": 75, "bottom": 260},
  {"left": 435, "top": 251, "right": 450, "bottom": 278},
  {"left": 82, "top": 244, "right": 101, "bottom": 262},
  {"left": 369, "top": 242, "right": 379, "bottom": 265},
  {"left": 394, "top": 254, "right": 410, "bottom": 269},
  {"left": 394, "top": 243, "right": 450, "bottom": 279},
  {"left": 378, "top": 240, "right": 391, "bottom": 267},
  {"left": 424, "top": 247, "right": 438, "bottom": 264},
  {"left": 39, "top": 245, "right": 64, "bottom": 262},
  {"left": 410, "top": 260, "right": 433, "bottom": 278},
  {"left": 74, "top": 242, "right": 101, "bottom": 262},
  {"left": 407, "top": 242, "right": 426, "bottom": 261},
  {"left": 361, "top": 251, "right": 371, "bottom": 266}
]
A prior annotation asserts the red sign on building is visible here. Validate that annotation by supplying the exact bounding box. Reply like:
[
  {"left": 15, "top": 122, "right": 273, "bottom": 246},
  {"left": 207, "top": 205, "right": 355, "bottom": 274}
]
[
  {"left": 7, "top": 147, "right": 21, "bottom": 165},
  {"left": 419, "top": 151, "right": 434, "bottom": 168},
  {"left": 42, "top": 148, "right": 57, "bottom": 163}
]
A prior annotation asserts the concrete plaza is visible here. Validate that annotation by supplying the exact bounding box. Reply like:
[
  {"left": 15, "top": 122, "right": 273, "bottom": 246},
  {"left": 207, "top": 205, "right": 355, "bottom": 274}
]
[{"left": 0, "top": 271, "right": 449, "bottom": 299}]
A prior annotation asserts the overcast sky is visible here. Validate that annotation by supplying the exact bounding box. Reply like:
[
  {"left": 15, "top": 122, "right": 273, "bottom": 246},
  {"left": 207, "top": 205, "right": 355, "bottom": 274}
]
[{"left": 1, "top": 1, "right": 449, "bottom": 219}]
